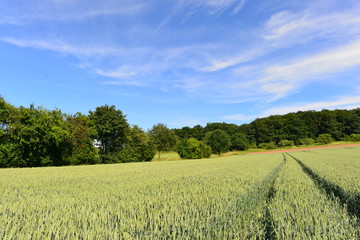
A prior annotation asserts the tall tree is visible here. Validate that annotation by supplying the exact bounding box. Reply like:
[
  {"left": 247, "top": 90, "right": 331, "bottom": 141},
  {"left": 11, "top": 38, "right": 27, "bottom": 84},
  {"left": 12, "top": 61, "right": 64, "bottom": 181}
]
[
  {"left": 118, "top": 125, "right": 156, "bottom": 162},
  {"left": 205, "top": 129, "right": 230, "bottom": 155},
  {"left": 7, "top": 106, "right": 73, "bottom": 167},
  {"left": 67, "top": 113, "right": 99, "bottom": 165},
  {"left": 89, "top": 105, "right": 129, "bottom": 163},
  {"left": 148, "top": 123, "right": 177, "bottom": 160}
]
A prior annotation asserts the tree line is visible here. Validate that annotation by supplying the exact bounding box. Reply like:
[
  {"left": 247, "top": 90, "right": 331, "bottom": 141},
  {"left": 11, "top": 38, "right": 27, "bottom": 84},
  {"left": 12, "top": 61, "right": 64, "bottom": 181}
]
[
  {"left": 0, "top": 98, "right": 158, "bottom": 167},
  {"left": 1, "top": 96, "right": 360, "bottom": 167},
  {"left": 173, "top": 108, "right": 360, "bottom": 152}
]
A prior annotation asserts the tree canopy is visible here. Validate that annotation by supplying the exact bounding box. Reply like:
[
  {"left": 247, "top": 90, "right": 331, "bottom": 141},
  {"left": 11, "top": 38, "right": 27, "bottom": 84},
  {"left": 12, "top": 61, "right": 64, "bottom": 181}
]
[
  {"left": 204, "top": 129, "right": 230, "bottom": 155},
  {"left": 1, "top": 95, "right": 360, "bottom": 168},
  {"left": 148, "top": 123, "right": 177, "bottom": 160}
]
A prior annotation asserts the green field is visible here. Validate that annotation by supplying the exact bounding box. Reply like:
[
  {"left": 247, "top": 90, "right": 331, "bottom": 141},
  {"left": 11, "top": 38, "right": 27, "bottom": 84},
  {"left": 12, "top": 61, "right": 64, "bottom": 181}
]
[{"left": 1, "top": 147, "right": 359, "bottom": 239}]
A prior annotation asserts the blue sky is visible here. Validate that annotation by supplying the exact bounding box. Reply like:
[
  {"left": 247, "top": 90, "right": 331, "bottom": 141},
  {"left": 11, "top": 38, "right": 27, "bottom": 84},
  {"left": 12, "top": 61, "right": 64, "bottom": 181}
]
[{"left": 1, "top": 0, "right": 360, "bottom": 130}]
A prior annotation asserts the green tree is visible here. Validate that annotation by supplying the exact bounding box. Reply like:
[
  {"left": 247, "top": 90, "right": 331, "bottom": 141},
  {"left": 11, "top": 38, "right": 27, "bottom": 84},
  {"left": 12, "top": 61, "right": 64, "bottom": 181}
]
[
  {"left": 89, "top": 105, "right": 129, "bottom": 163},
  {"left": 316, "top": 134, "right": 334, "bottom": 144},
  {"left": 0, "top": 96, "right": 16, "bottom": 167},
  {"left": 8, "top": 106, "right": 73, "bottom": 167},
  {"left": 205, "top": 129, "right": 230, "bottom": 155},
  {"left": 176, "top": 138, "right": 211, "bottom": 159},
  {"left": 118, "top": 125, "right": 156, "bottom": 162},
  {"left": 67, "top": 113, "right": 99, "bottom": 165},
  {"left": 230, "top": 133, "right": 250, "bottom": 151},
  {"left": 148, "top": 123, "right": 177, "bottom": 160}
]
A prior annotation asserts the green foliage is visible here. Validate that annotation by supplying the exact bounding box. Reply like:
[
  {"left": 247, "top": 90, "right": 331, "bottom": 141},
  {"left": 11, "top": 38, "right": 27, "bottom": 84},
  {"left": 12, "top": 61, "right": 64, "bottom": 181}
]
[
  {"left": 350, "top": 134, "right": 360, "bottom": 141},
  {"left": 269, "top": 155, "right": 358, "bottom": 239},
  {"left": 5, "top": 106, "right": 73, "bottom": 167},
  {"left": 299, "top": 138, "right": 315, "bottom": 146},
  {"left": 67, "top": 113, "right": 99, "bottom": 165},
  {"left": 148, "top": 123, "right": 177, "bottom": 160},
  {"left": 277, "top": 139, "right": 295, "bottom": 147},
  {"left": 89, "top": 105, "right": 129, "bottom": 163},
  {"left": 118, "top": 125, "right": 156, "bottom": 162},
  {"left": 230, "top": 133, "right": 250, "bottom": 151},
  {"left": 205, "top": 129, "right": 230, "bottom": 155},
  {"left": 316, "top": 134, "right": 334, "bottom": 144},
  {"left": 173, "top": 125, "right": 203, "bottom": 140},
  {"left": 176, "top": 138, "right": 211, "bottom": 159},
  {"left": 259, "top": 141, "right": 277, "bottom": 150},
  {"left": 0, "top": 153, "right": 283, "bottom": 239}
]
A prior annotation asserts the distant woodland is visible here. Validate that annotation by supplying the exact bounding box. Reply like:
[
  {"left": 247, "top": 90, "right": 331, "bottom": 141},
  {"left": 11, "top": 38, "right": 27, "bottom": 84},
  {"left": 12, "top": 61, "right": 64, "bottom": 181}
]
[{"left": 1, "top": 96, "right": 360, "bottom": 167}]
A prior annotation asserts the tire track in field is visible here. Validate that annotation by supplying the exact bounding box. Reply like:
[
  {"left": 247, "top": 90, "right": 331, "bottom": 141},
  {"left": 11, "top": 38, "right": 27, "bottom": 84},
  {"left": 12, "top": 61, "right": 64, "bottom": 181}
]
[
  {"left": 264, "top": 153, "right": 287, "bottom": 240},
  {"left": 286, "top": 153, "right": 360, "bottom": 219}
]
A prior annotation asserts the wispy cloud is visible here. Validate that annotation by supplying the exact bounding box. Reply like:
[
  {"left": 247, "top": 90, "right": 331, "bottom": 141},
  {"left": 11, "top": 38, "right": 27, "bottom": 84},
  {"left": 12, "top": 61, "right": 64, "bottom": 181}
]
[
  {"left": 1, "top": 37, "right": 125, "bottom": 57},
  {"left": 261, "top": 95, "right": 360, "bottom": 117},
  {"left": 2, "top": 0, "right": 360, "bottom": 107},
  {"left": 263, "top": 4, "right": 360, "bottom": 45},
  {"left": 223, "top": 95, "right": 360, "bottom": 122},
  {"left": 180, "top": 0, "right": 248, "bottom": 15},
  {"left": 222, "top": 113, "right": 255, "bottom": 121},
  {"left": 0, "top": 1, "right": 145, "bottom": 25},
  {"left": 94, "top": 67, "right": 136, "bottom": 78},
  {"left": 258, "top": 39, "right": 360, "bottom": 100}
]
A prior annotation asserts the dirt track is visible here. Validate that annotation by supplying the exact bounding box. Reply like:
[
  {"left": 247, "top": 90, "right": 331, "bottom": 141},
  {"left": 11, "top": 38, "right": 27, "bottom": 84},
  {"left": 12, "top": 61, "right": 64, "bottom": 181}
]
[{"left": 247, "top": 144, "right": 360, "bottom": 154}]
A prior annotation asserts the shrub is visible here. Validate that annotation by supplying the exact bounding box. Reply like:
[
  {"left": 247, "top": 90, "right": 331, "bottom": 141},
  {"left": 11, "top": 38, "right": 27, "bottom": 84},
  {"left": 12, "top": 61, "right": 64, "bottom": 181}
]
[
  {"left": 277, "top": 140, "right": 295, "bottom": 148},
  {"left": 259, "top": 142, "right": 276, "bottom": 150},
  {"left": 299, "top": 138, "right": 315, "bottom": 146},
  {"left": 350, "top": 134, "right": 360, "bottom": 142},
  {"left": 316, "top": 134, "right": 334, "bottom": 144},
  {"left": 177, "top": 138, "right": 211, "bottom": 159}
]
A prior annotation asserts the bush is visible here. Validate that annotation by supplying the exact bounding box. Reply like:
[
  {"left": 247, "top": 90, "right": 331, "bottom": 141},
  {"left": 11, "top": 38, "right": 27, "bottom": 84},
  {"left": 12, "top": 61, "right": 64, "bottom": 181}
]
[
  {"left": 277, "top": 140, "right": 295, "bottom": 148},
  {"left": 177, "top": 138, "right": 211, "bottom": 159},
  {"left": 350, "top": 134, "right": 360, "bottom": 142},
  {"left": 259, "top": 142, "right": 276, "bottom": 150},
  {"left": 231, "top": 133, "right": 250, "bottom": 151},
  {"left": 316, "top": 134, "right": 334, "bottom": 144},
  {"left": 299, "top": 138, "right": 315, "bottom": 146}
]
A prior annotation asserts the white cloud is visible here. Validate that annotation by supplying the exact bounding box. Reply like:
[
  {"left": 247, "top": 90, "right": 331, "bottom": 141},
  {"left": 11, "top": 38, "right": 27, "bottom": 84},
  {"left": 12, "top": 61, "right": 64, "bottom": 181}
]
[
  {"left": 94, "top": 67, "right": 136, "bottom": 78},
  {"left": 0, "top": 37, "right": 125, "bottom": 57},
  {"left": 202, "top": 3, "right": 360, "bottom": 74},
  {"left": 0, "top": 1, "right": 145, "bottom": 24},
  {"left": 257, "top": 39, "right": 360, "bottom": 100},
  {"left": 263, "top": 6, "right": 360, "bottom": 45},
  {"left": 223, "top": 95, "right": 360, "bottom": 123},
  {"left": 200, "top": 49, "right": 261, "bottom": 72},
  {"left": 183, "top": 0, "right": 247, "bottom": 15},
  {"left": 261, "top": 95, "right": 360, "bottom": 117},
  {"left": 222, "top": 113, "right": 254, "bottom": 121}
]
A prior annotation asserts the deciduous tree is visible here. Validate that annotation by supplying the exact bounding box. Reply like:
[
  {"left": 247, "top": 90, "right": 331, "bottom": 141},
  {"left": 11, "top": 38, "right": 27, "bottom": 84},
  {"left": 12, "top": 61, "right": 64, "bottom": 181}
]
[{"left": 148, "top": 123, "right": 177, "bottom": 160}]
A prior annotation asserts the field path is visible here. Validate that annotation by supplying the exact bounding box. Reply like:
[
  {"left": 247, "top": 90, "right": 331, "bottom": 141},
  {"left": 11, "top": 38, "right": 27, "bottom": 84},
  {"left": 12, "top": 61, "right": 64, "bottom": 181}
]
[{"left": 248, "top": 144, "right": 360, "bottom": 154}]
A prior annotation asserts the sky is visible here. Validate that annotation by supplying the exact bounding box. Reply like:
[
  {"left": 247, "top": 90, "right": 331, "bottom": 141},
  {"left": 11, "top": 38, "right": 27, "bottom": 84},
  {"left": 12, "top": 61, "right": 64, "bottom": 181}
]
[{"left": 1, "top": 0, "right": 360, "bottom": 130}]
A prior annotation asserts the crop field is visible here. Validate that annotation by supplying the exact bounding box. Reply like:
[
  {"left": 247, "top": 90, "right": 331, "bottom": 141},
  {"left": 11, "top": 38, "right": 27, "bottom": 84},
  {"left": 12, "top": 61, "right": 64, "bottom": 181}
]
[{"left": 1, "top": 147, "right": 360, "bottom": 239}]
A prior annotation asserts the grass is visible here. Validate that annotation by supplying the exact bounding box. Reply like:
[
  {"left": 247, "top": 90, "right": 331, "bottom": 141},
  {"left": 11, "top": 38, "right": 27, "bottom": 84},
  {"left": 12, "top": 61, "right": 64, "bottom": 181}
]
[
  {"left": 269, "top": 154, "right": 358, "bottom": 239},
  {"left": 154, "top": 141, "right": 360, "bottom": 162},
  {"left": 0, "top": 153, "right": 282, "bottom": 239},
  {"left": 1, "top": 146, "right": 359, "bottom": 239}
]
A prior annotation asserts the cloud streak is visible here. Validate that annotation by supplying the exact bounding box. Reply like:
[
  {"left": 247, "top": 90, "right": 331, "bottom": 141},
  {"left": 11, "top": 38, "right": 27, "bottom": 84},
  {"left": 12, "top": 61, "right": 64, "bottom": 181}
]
[
  {"left": 258, "top": 39, "right": 360, "bottom": 100},
  {"left": 2, "top": 0, "right": 360, "bottom": 106},
  {"left": 223, "top": 95, "right": 360, "bottom": 122},
  {"left": 0, "top": 1, "right": 145, "bottom": 25}
]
